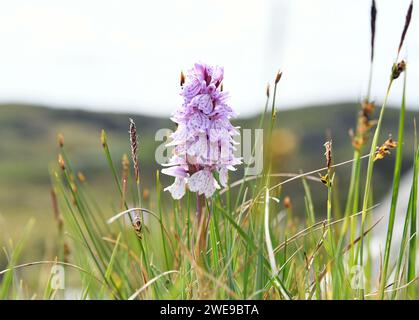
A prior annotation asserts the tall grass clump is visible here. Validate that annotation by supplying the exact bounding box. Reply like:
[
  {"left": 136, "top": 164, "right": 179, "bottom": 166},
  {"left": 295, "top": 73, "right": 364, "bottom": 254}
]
[{"left": 0, "top": 1, "right": 418, "bottom": 300}]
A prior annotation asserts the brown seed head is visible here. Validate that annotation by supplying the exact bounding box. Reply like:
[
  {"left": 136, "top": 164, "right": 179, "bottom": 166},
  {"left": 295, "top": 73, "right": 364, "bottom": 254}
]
[
  {"left": 374, "top": 135, "right": 397, "bottom": 161},
  {"left": 370, "top": 0, "right": 377, "bottom": 62},
  {"left": 351, "top": 100, "right": 377, "bottom": 150},
  {"left": 392, "top": 60, "right": 407, "bottom": 80},
  {"left": 57, "top": 133, "right": 64, "bottom": 148},
  {"left": 58, "top": 154, "right": 65, "bottom": 170},
  {"left": 50, "top": 188, "right": 64, "bottom": 231},
  {"left": 129, "top": 118, "right": 140, "bottom": 183},
  {"left": 361, "top": 100, "right": 375, "bottom": 117},
  {"left": 275, "top": 71, "right": 282, "bottom": 84},
  {"left": 64, "top": 242, "right": 71, "bottom": 263},
  {"left": 398, "top": 1, "right": 413, "bottom": 54},
  {"left": 143, "top": 188, "right": 150, "bottom": 201},
  {"left": 266, "top": 83, "right": 270, "bottom": 98},
  {"left": 64, "top": 242, "right": 71, "bottom": 256},
  {"left": 77, "top": 171, "right": 86, "bottom": 183},
  {"left": 352, "top": 137, "right": 363, "bottom": 151},
  {"left": 132, "top": 211, "right": 142, "bottom": 239},
  {"left": 180, "top": 71, "right": 185, "bottom": 87},
  {"left": 384, "top": 135, "right": 398, "bottom": 149},
  {"left": 323, "top": 140, "right": 332, "bottom": 169},
  {"left": 283, "top": 196, "right": 292, "bottom": 209},
  {"left": 101, "top": 129, "right": 107, "bottom": 147}
]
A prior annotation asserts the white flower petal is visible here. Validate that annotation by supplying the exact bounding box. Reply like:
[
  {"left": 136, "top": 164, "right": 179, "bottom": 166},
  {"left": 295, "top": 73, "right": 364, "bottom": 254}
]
[
  {"left": 188, "top": 169, "right": 219, "bottom": 198},
  {"left": 194, "top": 94, "right": 213, "bottom": 115},
  {"left": 219, "top": 167, "right": 228, "bottom": 187},
  {"left": 164, "top": 178, "right": 186, "bottom": 200}
]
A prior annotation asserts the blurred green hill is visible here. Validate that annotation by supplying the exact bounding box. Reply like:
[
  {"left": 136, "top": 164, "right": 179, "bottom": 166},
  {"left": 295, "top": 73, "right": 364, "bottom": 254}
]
[{"left": 0, "top": 103, "right": 417, "bottom": 258}]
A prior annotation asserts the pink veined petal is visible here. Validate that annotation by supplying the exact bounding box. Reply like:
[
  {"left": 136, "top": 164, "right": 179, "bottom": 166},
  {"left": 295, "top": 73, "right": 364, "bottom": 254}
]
[
  {"left": 187, "top": 112, "right": 209, "bottom": 135},
  {"left": 207, "top": 83, "right": 216, "bottom": 95},
  {"left": 188, "top": 169, "right": 219, "bottom": 198},
  {"left": 161, "top": 154, "right": 187, "bottom": 167},
  {"left": 192, "top": 94, "right": 213, "bottom": 115},
  {"left": 207, "top": 141, "right": 221, "bottom": 165},
  {"left": 171, "top": 102, "right": 192, "bottom": 122},
  {"left": 210, "top": 101, "right": 236, "bottom": 118},
  {"left": 188, "top": 169, "right": 209, "bottom": 194},
  {"left": 193, "top": 63, "right": 206, "bottom": 79},
  {"left": 209, "top": 118, "right": 229, "bottom": 142},
  {"left": 224, "top": 156, "right": 242, "bottom": 167},
  {"left": 167, "top": 125, "right": 188, "bottom": 146},
  {"left": 219, "top": 139, "right": 233, "bottom": 164},
  {"left": 204, "top": 175, "right": 220, "bottom": 198},
  {"left": 164, "top": 177, "right": 186, "bottom": 200},
  {"left": 204, "top": 183, "right": 216, "bottom": 198},
  {"left": 186, "top": 134, "right": 208, "bottom": 159},
  {"left": 183, "top": 81, "right": 201, "bottom": 99},
  {"left": 218, "top": 90, "right": 229, "bottom": 101},
  {"left": 209, "top": 66, "right": 224, "bottom": 86},
  {"left": 172, "top": 145, "right": 187, "bottom": 161},
  {"left": 161, "top": 166, "right": 188, "bottom": 178},
  {"left": 186, "top": 153, "right": 198, "bottom": 165}
]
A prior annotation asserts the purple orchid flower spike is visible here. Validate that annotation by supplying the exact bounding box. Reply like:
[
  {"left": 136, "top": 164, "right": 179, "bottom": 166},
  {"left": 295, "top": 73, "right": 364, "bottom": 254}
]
[{"left": 162, "top": 63, "right": 241, "bottom": 199}]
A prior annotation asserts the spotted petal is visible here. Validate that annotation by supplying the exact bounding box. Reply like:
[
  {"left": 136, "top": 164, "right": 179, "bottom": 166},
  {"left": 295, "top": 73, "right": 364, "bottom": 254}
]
[
  {"left": 164, "top": 177, "right": 186, "bottom": 200},
  {"left": 188, "top": 169, "right": 219, "bottom": 198},
  {"left": 218, "top": 166, "right": 228, "bottom": 187},
  {"left": 192, "top": 94, "right": 213, "bottom": 115}
]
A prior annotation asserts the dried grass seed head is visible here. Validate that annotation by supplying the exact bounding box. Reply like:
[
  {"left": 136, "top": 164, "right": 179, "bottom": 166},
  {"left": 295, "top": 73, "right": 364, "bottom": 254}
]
[
  {"left": 392, "top": 60, "right": 407, "bottom": 80},
  {"left": 398, "top": 1, "right": 413, "bottom": 54},
  {"left": 370, "top": 0, "right": 377, "bottom": 62},
  {"left": 374, "top": 134, "right": 398, "bottom": 161},
  {"left": 275, "top": 71, "right": 282, "bottom": 84},
  {"left": 129, "top": 118, "right": 140, "bottom": 183},
  {"left": 323, "top": 140, "right": 333, "bottom": 169}
]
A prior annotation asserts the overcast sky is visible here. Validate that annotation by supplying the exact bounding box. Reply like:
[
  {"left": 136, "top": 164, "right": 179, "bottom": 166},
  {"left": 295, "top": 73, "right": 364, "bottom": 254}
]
[{"left": 0, "top": 0, "right": 417, "bottom": 117}]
